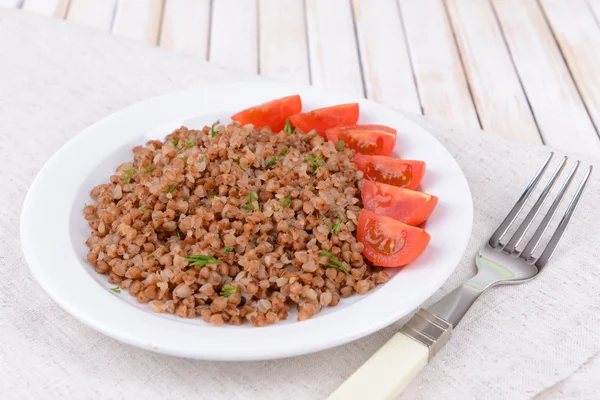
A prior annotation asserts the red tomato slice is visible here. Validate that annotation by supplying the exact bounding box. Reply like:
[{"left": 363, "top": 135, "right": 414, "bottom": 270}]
[
  {"left": 289, "top": 103, "right": 359, "bottom": 136},
  {"left": 231, "top": 95, "right": 302, "bottom": 132},
  {"left": 357, "top": 209, "right": 430, "bottom": 267},
  {"left": 326, "top": 124, "right": 396, "bottom": 156},
  {"left": 354, "top": 154, "right": 425, "bottom": 190},
  {"left": 361, "top": 180, "right": 438, "bottom": 226}
]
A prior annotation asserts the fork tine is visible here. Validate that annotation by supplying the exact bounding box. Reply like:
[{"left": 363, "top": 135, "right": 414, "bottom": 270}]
[
  {"left": 503, "top": 156, "right": 567, "bottom": 254},
  {"left": 535, "top": 165, "right": 592, "bottom": 269},
  {"left": 520, "top": 161, "right": 579, "bottom": 261},
  {"left": 489, "top": 152, "right": 554, "bottom": 248}
]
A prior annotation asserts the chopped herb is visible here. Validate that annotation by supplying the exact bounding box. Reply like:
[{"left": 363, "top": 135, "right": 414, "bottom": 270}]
[
  {"left": 198, "top": 156, "right": 205, "bottom": 162},
  {"left": 306, "top": 154, "right": 323, "bottom": 174},
  {"left": 220, "top": 282, "right": 237, "bottom": 297},
  {"left": 185, "top": 140, "right": 195, "bottom": 147},
  {"left": 143, "top": 165, "right": 154, "bottom": 174},
  {"left": 139, "top": 207, "right": 147, "bottom": 212},
  {"left": 320, "top": 250, "right": 350, "bottom": 276},
  {"left": 181, "top": 156, "right": 187, "bottom": 163},
  {"left": 111, "top": 286, "right": 121, "bottom": 293},
  {"left": 337, "top": 139, "right": 345, "bottom": 152},
  {"left": 149, "top": 253, "right": 154, "bottom": 258},
  {"left": 164, "top": 185, "right": 175, "bottom": 193},
  {"left": 273, "top": 207, "right": 281, "bottom": 212},
  {"left": 120, "top": 168, "right": 136, "bottom": 183},
  {"left": 266, "top": 156, "right": 279, "bottom": 169},
  {"left": 208, "top": 192, "right": 217, "bottom": 198},
  {"left": 185, "top": 254, "right": 220, "bottom": 267},
  {"left": 237, "top": 156, "right": 246, "bottom": 172},
  {"left": 134, "top": 194, "right": 139, "bottom": 198},
  {"left": 242, "top": 192, "right": 257, "bottom": 211},
  {"left": 281, "top": 147, "right": 289, "bottom": 156},
  {"left": 211, "top": 120, "right": 220, "bottom": 137},
  {"left": 259, "top": 204, "right": 263, "bottom": 212},
  {"left": 281, "top": 196, "right": 291, "bottom": 206},
  {"left": 176, "top": 225, "right": 182, "bottom": 240},
  {"left": 172, "top": 139, "right": 179, "bottom": 146},
  {"left": 284, "top": 118, "right": 293, "bottom": 134},
  {"left": 329, "top": 212, "right": 344, "bottom": 234},
  {"left": 225, "top": 246, "right": 234, "bottom": 253}
]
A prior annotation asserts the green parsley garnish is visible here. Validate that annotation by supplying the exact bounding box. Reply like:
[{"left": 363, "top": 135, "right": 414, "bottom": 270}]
[
  {"left": 237, "top": 156, "right": 246, "bottom": 172},
  {"left": 337, "top": 139, "right": 345, "bottom": 152},
  {"left": 208, "top": 192, "right": 218, "bottom": 198},
  {"left": 139, "top": 207, "right": 147, "bottom": 212},
  {"left": 120, "top": 168, "right": 136, "bottom": 183},
  {"left": 172, "top": 139, "right": 179, "bottom": 146},
  {"left": 185, "top": 140, "right": 195, "bottom": 147},
  {"left": 273, "top": 207, "right": 281, "bottom": 212},
  {"left": 320, "top": 250, "right": 350, "bottom": 276},
  {"left": 198, "top": 156, "right": 205, "bottom": 162},
  {"left": 220, "top": 282, "right": 237, "bottom": 297},
  {"left": 164, "top": 185, "right": 175, "bottom": 193},
  {"left": 185, "top": 254, "right": 220, "bottom": 267},
  {"left": 211, "top": 120, "right": 220, "bottom": 137},
  {"left": 281, "top": 196, "right": 291, "bottom": 206},
  {"left": 281, "top": 147, "right": 289, "bottom": 156},
  {"left": 225, "top": 246, "right": 234, "bottom": 253},
  {"left": 329, "top": 212, "right": 344, "bottom": 234},
  {"left": 242, "top": 192, "right": 258, "bottom": 211},
  {"left": 266, "top": 156, "right": 278, "bottom": 169},
  {"left": 143, "top": 165, "right": 154, "bottom": 174},
  {"left": 176, "top": 225, "right": 182, "bottom": 240},
  {"left": 111, "top": 286, "right": 121, "bottom": 293},
  {"left": 306, "top": 154, "right": 323, "bottom": 174},
  {"left": 149, "top": 253, "right": 154, "bottom": 258},
  {"left": 284, "top": 118, "right": 293, "bottom": 134}
]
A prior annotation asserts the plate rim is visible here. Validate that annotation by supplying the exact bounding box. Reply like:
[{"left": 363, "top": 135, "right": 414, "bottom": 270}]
[{"left": 20, "top": 80, "right": 473, "bottom": 360}]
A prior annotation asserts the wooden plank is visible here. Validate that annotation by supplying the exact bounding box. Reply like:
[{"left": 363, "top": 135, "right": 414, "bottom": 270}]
[
  {"left": 210, "top": 0, "right": 258, "bottom": 74},
  {"left": 492, "top": 0, "right": 600, "bottom": 155},
  {"left": 66, "top": 0, "right": 116, "bottom": 31},
  {"left": 305, "top": 0, "right": 364, "bottom": 96},
  {"left": 445, "top": 0, "right": 541, "bottom": 143},
  {"left": 0, "top": 0, "right": 21, "bottom": 8},
  {"left": 540, "top": 0, "right": 600, "bottom": 143},
  {"left": 352, "top": 0, "right": 420, "bottom": 114},
  {"left": 112, "top": 0, "right": 163, "bottom": 45},
  {"left": 22, "top": 0, "right": 69, "bottom": 17},
  {"left": 399, "top": 0, "right": 480, "bottom": 129},
  {"left": 258, "top": 0, "right": 309, "bottom": 84},
  {"left": 159, "top": 0, "right": 210, "bottom": 59}
]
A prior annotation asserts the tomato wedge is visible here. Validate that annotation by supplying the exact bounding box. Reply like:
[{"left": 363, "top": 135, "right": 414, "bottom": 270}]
[
  {"left": 289, "top": 103, "right": 359, "bottom": 136},
  {"left": 326, "top": 124, "right": 396, "bottom": 156},
  {"left": 231, "top": 95, "right": 302, "bottom": 132},
  {"left": 357, "top": 209, "right": 430, "bottom": 267},
  {"left": 354, "top": 154, "right": 425, "bottom": 190},
  {"left": 361, "top": 181, "right": 438, "bottom": 226}
]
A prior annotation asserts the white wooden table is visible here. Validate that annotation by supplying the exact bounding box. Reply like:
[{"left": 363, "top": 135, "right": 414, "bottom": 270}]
[{"left": 5, "top": 0, "right": 600, "bottom": 157}]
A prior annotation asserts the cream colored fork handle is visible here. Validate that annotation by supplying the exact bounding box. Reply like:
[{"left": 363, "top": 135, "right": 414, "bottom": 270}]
[{"left": 328, "top": 332, "right": 428, "bottom": 400}]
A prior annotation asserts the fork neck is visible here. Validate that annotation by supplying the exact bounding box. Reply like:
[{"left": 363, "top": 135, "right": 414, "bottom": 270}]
[{"left": 426, "top": 271, "right": 498, "bottom": 328}]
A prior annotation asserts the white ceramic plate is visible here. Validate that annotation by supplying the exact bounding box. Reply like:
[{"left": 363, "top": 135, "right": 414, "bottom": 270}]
[{"left": 21, "top": 81, "right": 472, "bottom": 361}]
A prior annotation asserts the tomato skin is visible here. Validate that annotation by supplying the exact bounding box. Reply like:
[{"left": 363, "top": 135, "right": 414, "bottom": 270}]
[
  {"left": 357, "top": 209, "right": 430, "bottom": 267},
  {"left": 290, "top": 103, "right": 359, "bottom": 136},
  {"left": 354, "top": 154, "right": 425, "bottom": 190},
  {"left": 361, "top": 181, "right": 438, "bottom": 226},
  {"left": 326, "top": 124, "right": 397, "bottom": 156},
  {"left": 231, "top": 95, "right": 302, "bottom": 132}
]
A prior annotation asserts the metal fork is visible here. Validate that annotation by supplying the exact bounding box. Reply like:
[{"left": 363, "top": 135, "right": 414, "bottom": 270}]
[{"left": 329, "top": 152, "right": 592, "bottom": 400}]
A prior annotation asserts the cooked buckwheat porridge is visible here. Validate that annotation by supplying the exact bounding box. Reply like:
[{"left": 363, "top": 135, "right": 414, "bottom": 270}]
[{"left": 84, "top": 122, "right": 389, "bottom": 326}]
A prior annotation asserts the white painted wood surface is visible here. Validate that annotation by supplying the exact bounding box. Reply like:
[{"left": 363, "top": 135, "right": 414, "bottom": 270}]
[
  {"left": 112, "top": 0, "right": 163, "bottom": 44},
  {"left": 400, "top": 0, "right": 480, "bottom": 129},
  {"left": 159, "top": 0, "right": 210, "bottom": 59},
  {"left": 9, "top": 0, "right": 600, "bottom": 156},
  {"left": 66, "top": 0, "right": 116, "bottom": 32},
  {"left": 258, "top": 0, "right": 309, "bottom": 84},
  {"left": 446, "top": 0, "right": 541, "bottom": 143},
  {"left": 305, "top": 0, "right": 364, "bottom": 97},
  {"left": 492, "top": 0, "right": 600, "bottom": 155},
  {"left": 210, "top": 0, "right": 258, "bottom": 74}
]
